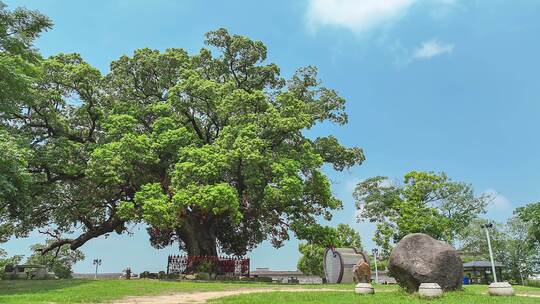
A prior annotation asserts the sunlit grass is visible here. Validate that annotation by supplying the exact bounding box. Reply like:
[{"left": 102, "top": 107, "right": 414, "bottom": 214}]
[
  {"left": 0, "top": 279, "right": 538, "bottom": 303},
  {"left": 212, "top": 285, "right": 540, "bottom": 304},
  {"left": 0, "top": 279, "right": 277, "bottom": 303}
]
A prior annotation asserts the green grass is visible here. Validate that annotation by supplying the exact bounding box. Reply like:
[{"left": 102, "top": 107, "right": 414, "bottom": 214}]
[
  {"left": 211, "top": 291, "right": 540, "bottom": 304},
  {"left": 0, "top": 279, "right": 277, "bottom": 303},
  {"left": 211, "top": 285, "right": 540, "bottom": 304},
  {"left": 0, "top": 279, "right": 538, "bottom": 303}
]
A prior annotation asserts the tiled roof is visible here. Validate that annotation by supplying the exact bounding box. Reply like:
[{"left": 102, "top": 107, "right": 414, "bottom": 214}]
[{"left": 463, "top": 261, "right": 503, "bottom": 268}]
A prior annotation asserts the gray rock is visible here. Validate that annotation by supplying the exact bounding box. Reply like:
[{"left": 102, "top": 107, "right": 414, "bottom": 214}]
[{"left": 388, "top": 233, "right": 463, "bottom": 293}]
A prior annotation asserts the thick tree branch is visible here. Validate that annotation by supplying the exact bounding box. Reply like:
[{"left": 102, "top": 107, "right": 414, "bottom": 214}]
[{"left": 36, "top": 216, "right": 125, "bottom": 255}]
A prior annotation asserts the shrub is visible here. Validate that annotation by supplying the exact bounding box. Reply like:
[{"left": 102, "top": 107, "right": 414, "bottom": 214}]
[
  {"left": 139, "top": 271, "right": 159, "bottom": 279},
  {"left": 255, "top": 276, "right": 273, "bottom": 283},
  {"left": 197, "top": 260, "right": 217, "bottom": 274},
  {"left": 158, "top": 271, "right": 166, "bottom": 279},
  {"left": 196, "top": 272, "right": 211, "bottom": 280}
]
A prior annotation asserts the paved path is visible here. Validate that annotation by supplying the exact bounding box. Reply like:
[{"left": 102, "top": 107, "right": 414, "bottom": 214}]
[{"left": 113, "top": 288, "right": 348, "bottom": 304}]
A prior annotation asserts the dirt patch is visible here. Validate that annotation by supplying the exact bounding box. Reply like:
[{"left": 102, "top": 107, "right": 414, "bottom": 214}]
[{"left": 112, "top": 288, "right": 348, "bottom": 304}]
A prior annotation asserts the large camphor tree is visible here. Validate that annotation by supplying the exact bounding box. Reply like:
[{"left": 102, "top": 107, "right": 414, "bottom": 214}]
[{"left": 3, "top": 19, "right": 364, "bottom": 255}]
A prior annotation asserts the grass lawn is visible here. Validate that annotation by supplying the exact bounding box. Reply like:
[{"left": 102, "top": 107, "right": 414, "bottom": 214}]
[
  {"left": 212, "top": 285, "right": 540, "bottom": 304},
  {"left": 0, "top": 279, "right": 538, "bottom": 303},
  {"left": 0, "top": 279, "right": 278, "bottom": 303}
]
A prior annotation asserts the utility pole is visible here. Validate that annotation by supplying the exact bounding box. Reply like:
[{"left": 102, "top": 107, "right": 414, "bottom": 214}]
[
  {"left": 372, "top": 248, "right": 379, "bottom": 284},
  {"left": 481, "top": 223, "right": 497, "bottom": 283},
  {"left": 93, "top": 259, "right": 102, "bottom": 280}
]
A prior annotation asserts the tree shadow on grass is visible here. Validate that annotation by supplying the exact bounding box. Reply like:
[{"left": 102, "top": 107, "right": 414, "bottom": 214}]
[{"left": 0, "top": 279, "right": 93, "bottom": 296}]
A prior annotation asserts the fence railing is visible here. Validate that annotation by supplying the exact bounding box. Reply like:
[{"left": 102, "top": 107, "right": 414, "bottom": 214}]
[{"left": 167, "top": 255, "right": 250, "bottom": 277}]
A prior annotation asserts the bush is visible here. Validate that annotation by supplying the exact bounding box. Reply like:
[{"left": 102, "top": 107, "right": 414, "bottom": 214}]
[
  {"left": 526, "top": 279, "right": 540, "bottom": 287},
  {"left": 158, "top": 271, "right": 166, "bottom": 279},
  {"left": 167, "top": 273, "right": 181, "bottom": 280},
  {"left": 51, "top": 265, "right": 72, "bottom": 279},
  {"left": 254, "top": 276, "right": 273, "bottom": 283},
  {"left": 139, "top": 271, "right": 149, "bottom": 278},
  {"left": 139, "top": 271, "right": 158, "bottom": 279},
  {"left": 196, "top": 272, "right": 211, "bottom": 280},
  {"left": 197, "top": 260, "right": 217, "bottom": 274}
]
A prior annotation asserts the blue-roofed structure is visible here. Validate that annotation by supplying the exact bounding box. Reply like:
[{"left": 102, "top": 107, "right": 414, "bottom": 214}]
[{"left": 463, "top": 260, "right": 504, "bottom": 284}]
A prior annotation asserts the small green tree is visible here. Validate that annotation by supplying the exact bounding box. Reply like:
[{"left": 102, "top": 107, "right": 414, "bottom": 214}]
[
  {"left": 26, "top": 241, "right": 84, "bottom": 278},
  {"left": 354, "top": 171, "right": 489, "bottom": 256},
  {"left": 0, "top": 249, "right": 23, "bottom": 276},
  {"left": 297, "top": 223, "right": 362, "bottom": 277}
]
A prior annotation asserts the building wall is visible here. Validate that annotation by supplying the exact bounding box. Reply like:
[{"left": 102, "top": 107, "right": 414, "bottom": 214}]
[{"left": 268, "top": 275, "right": 323, "bottom": 284}]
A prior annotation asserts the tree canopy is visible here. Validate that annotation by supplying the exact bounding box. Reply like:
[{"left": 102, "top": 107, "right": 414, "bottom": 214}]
[
  {"left": 0, "top": 1, "right": 51, "bottom": 243},
  {"left": 0, "top": 1, "right": 51, "bottom": 114},
  {"left": 1, "top": 7, "right": 364, "bottom": 257},
  {"left": 353, "top": 171, "right": 489, "bottom": 256}
]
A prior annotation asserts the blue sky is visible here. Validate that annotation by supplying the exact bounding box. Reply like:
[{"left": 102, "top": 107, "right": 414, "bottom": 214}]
[{"left": 3, "top": 0, "right": 540, "bottom": 273}]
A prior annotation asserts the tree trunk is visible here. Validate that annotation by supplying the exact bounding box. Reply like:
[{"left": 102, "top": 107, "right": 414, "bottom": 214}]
[{"left": 177, "top": 217, "right": 218, "bottom": 256}]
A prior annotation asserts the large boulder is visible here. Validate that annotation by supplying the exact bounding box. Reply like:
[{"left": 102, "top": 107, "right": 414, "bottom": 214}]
[{"left": 388, "top": 233, "right": 463, "bottom": 293}]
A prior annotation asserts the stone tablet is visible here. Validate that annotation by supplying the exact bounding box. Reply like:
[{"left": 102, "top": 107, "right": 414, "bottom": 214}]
[{"left": 418, "top": 282, "right": 443, "bottom": 298}]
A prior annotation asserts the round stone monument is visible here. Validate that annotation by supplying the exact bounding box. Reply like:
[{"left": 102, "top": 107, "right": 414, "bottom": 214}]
[
  {"left": 323, "top": 247, "right": 368, "bottom": 283},
  {"left": 354, "top": 283, "right": 374, "bottom": 295},
  {"left": 418, "top": 283, "right": 443, "bottom": 298},
  {"left": 488, "top": 282, "right": 514, "bottom": 296}
]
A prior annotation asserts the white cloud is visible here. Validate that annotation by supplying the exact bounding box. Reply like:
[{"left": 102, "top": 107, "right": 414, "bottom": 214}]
[
  {"left": 306, "top": 0, "right": 418, "bottom": 33},
  {"left": 483, "top": 189, "right": 514, "bottom": 222},
  {"left": 306, "top": 0, "right": 460, "bottom": 34},
  {"left": 413, "top": 39, "right": 454, "bottom": 59},
  {"left": 345, "top": 178, "right": 361, "bottom": 193}
]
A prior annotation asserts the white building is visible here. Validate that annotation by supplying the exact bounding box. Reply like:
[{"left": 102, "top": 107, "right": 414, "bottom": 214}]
[{"left": 251, "top": 268, "right": 323, "bottom": 284}]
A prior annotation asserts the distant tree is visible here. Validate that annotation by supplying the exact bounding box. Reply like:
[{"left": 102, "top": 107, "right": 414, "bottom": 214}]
[
  {"left": 26, "top": 241, "right": 84, "bottom": 278},
  {"left": 0, "top": 248, "right": 23, "bottom": 276},
  {"left": 354, "top": 171, "right": 489, "bottom": 256},
  {"left": 3, "top": 26, "right": 363, "bottom": 256},
  {"left": 501, "top": 217, "right": 540, "bottom": 282},
  {"left": 459, "top": 217, "right": 540, "bottom": 283},
  {"left": 514, "top": 202, "right": 540, "bottom": 245},
  {"left": 459, "top": 218, "right": 505, "bottom": 259},
  {"left": 297, "top": 223, "right": 362, "bottom": 277}
]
